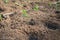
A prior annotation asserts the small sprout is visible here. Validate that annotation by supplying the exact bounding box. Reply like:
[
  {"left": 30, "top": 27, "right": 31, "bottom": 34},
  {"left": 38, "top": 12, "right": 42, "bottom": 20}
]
[
  {"left": 3, "top": 0, "right": 9, "bottom": 4},
  {"left": 0, "top": 14, "right": 3, "bottom": 21},
  {"left": 21, "top": 9, "right": 28, "bottom": 17},
  {"left": 33, "top": 4, "right": 39, "bottom": 11}
]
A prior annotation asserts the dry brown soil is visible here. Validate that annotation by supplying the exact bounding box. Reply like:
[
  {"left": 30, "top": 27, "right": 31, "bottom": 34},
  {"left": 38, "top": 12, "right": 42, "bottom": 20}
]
[{"left": 0, "top": 0, "right": 60, "bottom": 40}]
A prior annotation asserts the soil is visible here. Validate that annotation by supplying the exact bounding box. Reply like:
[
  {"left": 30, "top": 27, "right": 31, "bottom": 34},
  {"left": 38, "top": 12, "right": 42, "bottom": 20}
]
[{"left": 0, "top": 0, "right": 60, "bottom": 40}]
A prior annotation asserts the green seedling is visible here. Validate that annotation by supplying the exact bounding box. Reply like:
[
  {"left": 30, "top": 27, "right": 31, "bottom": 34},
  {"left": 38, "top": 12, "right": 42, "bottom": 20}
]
[
  {"left": 3, "top": 0, "right": 9, "bottom": 3},
  {"left": 33, "top": 4, "right": 39, "bottom": 11},
  {"left": 21, "top": 9, "right": 28, "bottom": 17},
  {"left": 0, "top": 14, "right": 3, "bottom": 21}
]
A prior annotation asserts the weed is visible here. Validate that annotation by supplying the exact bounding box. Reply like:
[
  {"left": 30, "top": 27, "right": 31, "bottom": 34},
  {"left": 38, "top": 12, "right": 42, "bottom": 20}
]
[
  {"left": 33, "top": 4, "right": 39, "bottom": 11},
  {"left": 21, "top": 9, "right": 28, "bottom": 17}
]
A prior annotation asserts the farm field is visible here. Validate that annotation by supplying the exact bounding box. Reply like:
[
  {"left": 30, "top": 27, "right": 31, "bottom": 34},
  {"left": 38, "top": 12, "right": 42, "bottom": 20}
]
[{"left": 0, "top": 0, "right": 60, "bottom": 40}]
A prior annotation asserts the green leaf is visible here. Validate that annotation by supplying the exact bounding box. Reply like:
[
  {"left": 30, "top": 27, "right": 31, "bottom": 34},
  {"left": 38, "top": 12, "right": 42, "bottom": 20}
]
[
  {"left": 33, "top": 4, "right": 39, "bottom": 11},
  {"left": 22, "top": 9, "right": 28, "bottom": 17},
  {"left": 22, "top": 13, "right": 28, "bottom": 17}
]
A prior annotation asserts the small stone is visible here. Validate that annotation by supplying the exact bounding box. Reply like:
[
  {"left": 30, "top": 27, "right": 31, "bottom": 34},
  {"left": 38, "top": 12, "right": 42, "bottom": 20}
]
[
  {"left": 0, "top": 8, "right": 4, "bottom": 13},
  {"left": 45, "top": 21, "right": 60, "bottom": 30}
]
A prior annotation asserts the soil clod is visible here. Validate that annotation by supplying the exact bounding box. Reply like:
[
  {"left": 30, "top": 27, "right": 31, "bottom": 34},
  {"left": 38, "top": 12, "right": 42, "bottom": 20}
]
[
  {"left": 55, "top": 11, "right": 60, "bottom": 13},
  {"left": 0, "top": 23, "right": 4, "bottom": 28},
  {"left": 29, "top": 32, "right": 38, "bottom": 40},
  {"left": 28, "top": 19, "right": 36, "bottom": 25},
  {"left": 0, "top": 8, "right": 4, "bottom": 13},
  {"left": 45, "top": 21, "right": 60, "bottom": 30}
]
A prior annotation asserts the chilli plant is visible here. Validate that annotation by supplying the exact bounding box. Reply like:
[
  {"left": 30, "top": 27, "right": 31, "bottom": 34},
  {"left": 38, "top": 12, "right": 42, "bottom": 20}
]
[
  {"left": 33, "top": 4, "right": 39, "bottom": 11},
  {"left": 21, "top": 9, "right": 28, "bottom": 17}
]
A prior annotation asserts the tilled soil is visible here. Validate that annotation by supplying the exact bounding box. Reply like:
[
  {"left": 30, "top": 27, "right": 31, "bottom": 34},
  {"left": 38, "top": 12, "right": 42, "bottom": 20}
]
[{"left": 0, "top": 0, "right": 60, "bottom": 40}]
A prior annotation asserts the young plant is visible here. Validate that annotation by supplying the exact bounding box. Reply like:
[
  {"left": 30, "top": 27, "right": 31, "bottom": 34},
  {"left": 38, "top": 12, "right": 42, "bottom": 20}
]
[
  {"left": 21, "top": 9, "right": 28, "bottom": 17},
  {"left": 3, "top": 0, "right": 9, "bottom": 4},
  {"left": 33, "top": 4, "right": 39, "bottom": 11}
]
